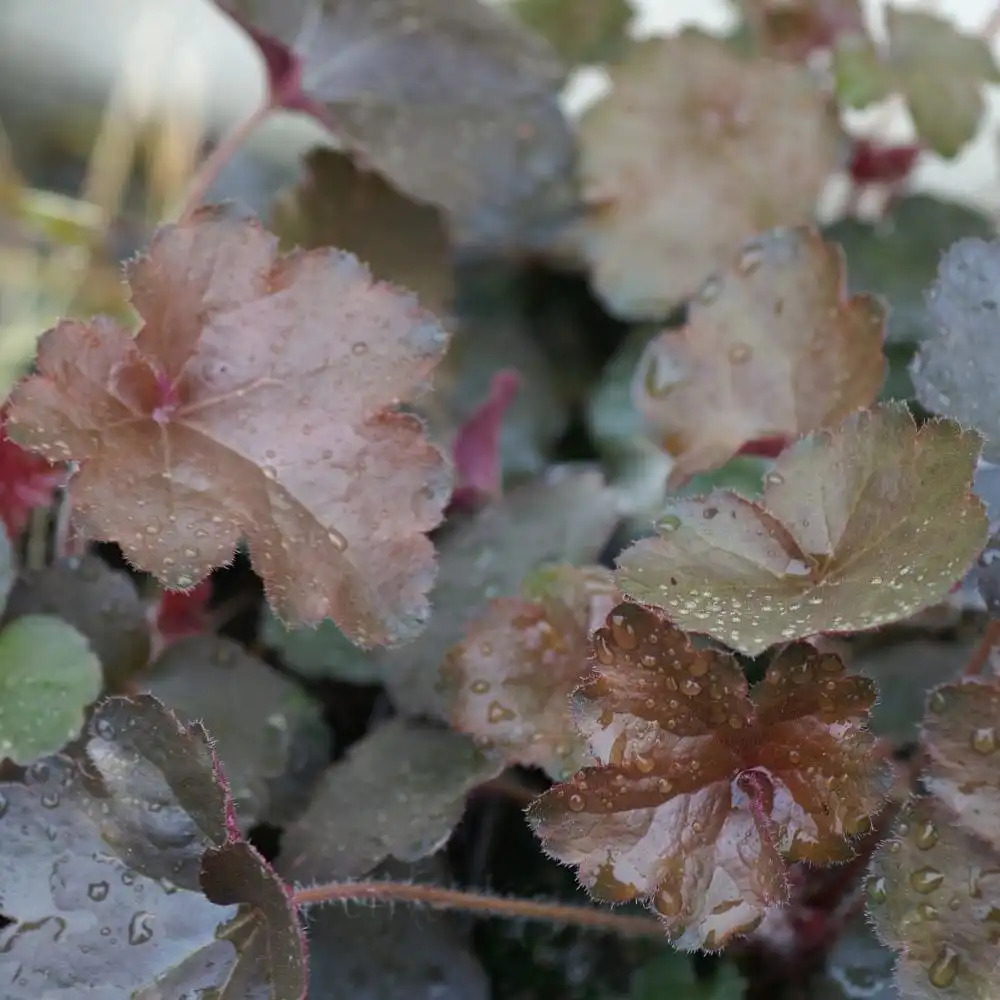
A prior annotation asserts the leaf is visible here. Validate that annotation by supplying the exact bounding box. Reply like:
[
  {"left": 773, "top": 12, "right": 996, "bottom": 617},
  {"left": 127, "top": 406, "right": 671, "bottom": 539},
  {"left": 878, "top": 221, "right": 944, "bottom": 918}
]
[
  {"left": 0, "top": 615, "right": 102, "bottom": 764},
  {"left": 305, "top": 858, "right": 489, "bottom": 1000},
  {"left": 617, "top": 404, "right": 988, "bottom": 655},
  {"left": 217, "top": 0, "right": 577, "bottom": 249},
  {"left": 0, "top": 695, "right": 306, "bottom": 998},
  {"left": 628, "top": 950, "right": 745, "bottom": 1000},
  {"left": 6, "top": 208, "right": 452, "bottom": 647},
  {"left": 2, "top": 554, "right": 151, "bottom": 689},
  {"left": 151, "top": 579, "right": 214, "bottom": 650},
  {"left": 823, "top": 194, "right": 996, "bottom": 346},
  {"left": 835, "top": 10, "right": 1000, "bottom": 158},
  {"left": 267, "top": 467, "right": 620, "bottom": 717},
  {"left": 450, "top": 369, "right": 522, "bottom": 510},
  {"left": 271, "top": 146, "right": 455, "bottom": 322},
  {"left": 633, "top": 227, "right": 886, "bottom": 486},
  {"left": 441, "top": 564, "right": 620, "bottom": 779},
  {"left": 512, "top": 0, "right": 635, "bottom": 66},
  {"left": 528, "top": 602, "right": 889, "bottom": 950},
  {"left": 278, "top": 717, "right": 502, "bottom": 882},
  {"left": 920, "top": 679, "right": 1000, "bottom": 851},
  {"left": 577, "top": 30, "right": 842, "bottom": 319},
  {"left": 867, "top": 797, "right": 1000, "bottom": 1000},
  {"left": 911, "top": 237, "right": 1000, "bottom": 463},
  {"left": 143, "top": 635, "right": 329, "bottom": 828}
]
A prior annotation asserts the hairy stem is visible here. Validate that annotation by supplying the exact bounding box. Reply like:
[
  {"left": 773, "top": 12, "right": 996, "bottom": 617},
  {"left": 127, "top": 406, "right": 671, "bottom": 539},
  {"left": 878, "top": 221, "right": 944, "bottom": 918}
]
[
  {"left": 175, "top": 100, "right": 274, "bottom": 222},
  {"left": 291, "top": 880, "right": 665, "bottom": 938}
]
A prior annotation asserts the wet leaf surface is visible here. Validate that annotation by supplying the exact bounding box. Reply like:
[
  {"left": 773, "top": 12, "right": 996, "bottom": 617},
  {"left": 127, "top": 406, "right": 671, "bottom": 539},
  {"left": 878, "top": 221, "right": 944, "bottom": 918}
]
[
  {"left": 911, "top": 237, "right": 1000, "bottom": 462},
  {"left": 271, "top": 146, "right": 455, "bottom": 322},
  {"left": 633, "top": 227, "right": 885, "bottom": 485},
  {"left": 279, "top": 716, "right": 501, "bottom": 881},
  {"left": 2, "top": 554, "right": 150, "bottom": 689},
  {"left": 0, "top": 615, "right": 101, "bottom": 764},
  {"left": 577, "top": 30, "right": 841, "bottom": 319},
  {"left": 617, "top": 404, "right": 988, "bottom": 655},
  {"left": 0, "top": 695, "right": 306, "bottom": 998},
  {"left": 442, "top": 564, "right": 620, "bottom": 779},
  {"left": 529, "top": 602, "right": 888, "bottom": 950},
  {"left": 868, "top": 796, "right": 1000, "bottom": 1000},
  {"left": 6, "top": 208, "right": 452, "bottom": 646},
  {"left": 143, "top": 635, "right": 329, "bottom": 829},
  {"left": 218, "top": 0, "right": 578, "bottom": 249}
]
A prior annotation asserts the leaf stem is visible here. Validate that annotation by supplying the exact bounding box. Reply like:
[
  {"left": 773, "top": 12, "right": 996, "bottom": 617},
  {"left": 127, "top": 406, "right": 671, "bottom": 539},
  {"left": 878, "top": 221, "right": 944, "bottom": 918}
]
[
  {"left": 964, "top": 618, "right": 1000, "bottom": 677},
  {"left": 175, "top": 100, "right": 275, "bottom": 222},
  {"left": 291, "top": 879, "right": 665, "bottom": 938}
]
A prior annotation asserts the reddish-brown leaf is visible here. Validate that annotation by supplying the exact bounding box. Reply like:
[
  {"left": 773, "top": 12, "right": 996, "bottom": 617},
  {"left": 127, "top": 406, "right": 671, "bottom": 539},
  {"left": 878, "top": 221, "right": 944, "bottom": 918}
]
[
  {"left": 741, "top": 0, "right": 865, "bottom": 61},
  {"left": 0, "top": 402, "right": 66, "bottom": 538},
  {"left": 441, "top": 564, "right": 620, "bottom": 778},
  {"left": 528, "top": 602, "right": 889, "bottom": 950},
  {"left": 577, "top": 30, "right": 842, "bottom": 319},
  {"left": 633, "top": 227, "right": 886, "bottom": 485},
  {"left": 6, "top": 208, "right": 451, "bottom": 647}
]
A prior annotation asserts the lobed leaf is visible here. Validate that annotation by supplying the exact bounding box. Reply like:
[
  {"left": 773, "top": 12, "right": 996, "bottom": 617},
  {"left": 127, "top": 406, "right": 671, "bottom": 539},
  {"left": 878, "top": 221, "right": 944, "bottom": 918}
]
[
  {"left": 577, "top": 30, "right": 842, "bottom": 319},
  {"left": 218, "top": 0, "right": 577, "bottom": 249},
  {"left": 7, "top": 208, "right": 452, "bottom": 647},
  {"left": 740, "top": 0, "right": 865, "bottom": 61},
  {"left": 278, "top": 716, "right": 502, "bottom": 882},
  {"left": 271, "top": 146, "right": 455, "bottom": 322},
  {"left": 144, "top": 635, "right": 329, "bottom": 829},
  {"left": 617, "top": 404, "right": 988, "bottom": 655},
  {"left": 911, "top": 237, "right": 1000, "bottom": 462},
  {"left": 528, "top": 602, "right": 888, "bottom": 950},
  {"left": 0, "top": 615, "right": 102, "bottom": 764},
  {"left": 0, "top": 695, "right": 306, "bottom": 998},
  {"left": 441, "top": 564, "right": 620, "bottom": 779},
  {"left": 633, "top": 227, "right": 886, "bottom": 485},
  {"left": 868, "top": 797, "right": 1000, "bottom": 1000}
]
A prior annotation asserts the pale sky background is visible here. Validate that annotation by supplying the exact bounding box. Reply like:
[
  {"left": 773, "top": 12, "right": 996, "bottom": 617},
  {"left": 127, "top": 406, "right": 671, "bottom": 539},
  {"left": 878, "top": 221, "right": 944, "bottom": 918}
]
[{"left": 0, "top": 0, "right": 999, "bottom": 213}]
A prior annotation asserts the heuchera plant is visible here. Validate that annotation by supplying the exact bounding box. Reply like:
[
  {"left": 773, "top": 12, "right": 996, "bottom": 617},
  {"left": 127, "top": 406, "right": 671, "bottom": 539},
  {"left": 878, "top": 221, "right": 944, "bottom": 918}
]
[{"left": 3, "top": 1, "right": 1000, "bottom": 998}]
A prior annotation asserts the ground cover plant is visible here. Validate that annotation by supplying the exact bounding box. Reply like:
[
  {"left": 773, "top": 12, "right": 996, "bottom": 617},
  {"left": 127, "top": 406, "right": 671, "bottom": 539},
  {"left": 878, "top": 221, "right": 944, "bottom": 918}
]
[{"left": 3, "top": 0, "right": 1000, "bottom": 996}]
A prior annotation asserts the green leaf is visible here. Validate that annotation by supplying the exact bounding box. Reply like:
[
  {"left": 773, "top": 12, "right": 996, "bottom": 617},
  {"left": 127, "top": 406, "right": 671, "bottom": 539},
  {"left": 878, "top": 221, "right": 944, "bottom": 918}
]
[
  {"left": 512, "top": 0, "right": 635, "bottom": 67},
  {"left": 911, "top": 237, "right": 1000, "bottom": 462},
  {"left": 0, "top": 614, "right": 101, "bottom": 764},
  {"left": 628, "top": 952, "right": 745, "bottom": 1000},
  {"left": 278, "top": 717, "right": 502, "bottom": 882},
  {"left": 823, "top": 194, "right": 996, "bottom": 346},
  {"left": 0, "top": 521, "right": 14, "bottom": 616},
  {"left": 2, "top": 554, "right": 150, "bottom": 690},
  {"left": 144, "top": 635, "right": 329, "bottom": 828},
  {"left": 617, "top": 404, "right": 988, "bottom": 655},
  {"left": 833, "top": 32, "right": 892, "bottom": 108}
]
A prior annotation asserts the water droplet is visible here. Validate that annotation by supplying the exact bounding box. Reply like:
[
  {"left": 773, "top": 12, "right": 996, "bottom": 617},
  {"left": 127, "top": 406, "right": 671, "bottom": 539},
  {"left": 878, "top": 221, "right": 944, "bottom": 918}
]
[
  {"left": 927, "top": 946, "right": 959, "bottom": 989},
  {"left": 40, "top": 791, "right": 60, "bottom": 809},
  {"left": 634, "top": 753, "right": 655, "bottom": 773},
  {"left": 262, "top": 465, "right": 278, "bottom": 481},
  {"left": 680, "top": 678, "right": 702, "bottom": 696},
  {"left": 470, "top": 679, "right": 490, "bottom": 695},
  {"left": 657, "top": 514, "right": 682, "bottom": 533},
  {"left": 737, "top": 243, "right": 766, "bottom": 276},
  {"left": 653, "top": 886, "right": 682, "bottom": 917},
  {"left": 866, "top": 876, "right": 887, "bottom": 904},
  {"left": 93, "top": 717, "right": 116, "bottom": 741},
  {"left": 971, "top": 726, "right": 997, "bottom": 754},
  {"left": 910, "top": 867, "right": 944, "bottom": 894},
  {"left": 765, "top": 472, "right": 784, "bottom": 486},
  {"left": 127, "top": 911, "right": 155, "bottom": 945},
  {"left": 688, "top": 659, "right": 709, "bottom": 678},
  {"left": 351, "top": 342, "right": 369, "bottom": 356},
  {"left": 609, "top": 613, "right": 638, "bottom": 650},
  {"left": 567, "top": 793, "right": 585, "bottom": 812},
  {"left": 487, "top": 701, "right": 516, "bottom": 724},
  {"left": 594, "top": 632, "right": 615, "bottom": 665},
  {"left": 916, "top": 821, "right": 939, "bottom": 850},
  {"left": 928, "top": 691, "right": 947, "bottom": 713},
  {"left": 917, "top": 902, "right": 940, "bottom": 921},
  {"left": 728, "top": 342, "right": 752, "bottom": 364},
  {"left": 657, "top": 778, "right": 673, "bottom": 794},
  {"left": 327, "top": 528, "right": 348, "bottom": 552},
  {"left": 87, "top": 881, "right": 110, "bottom": 902}
]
